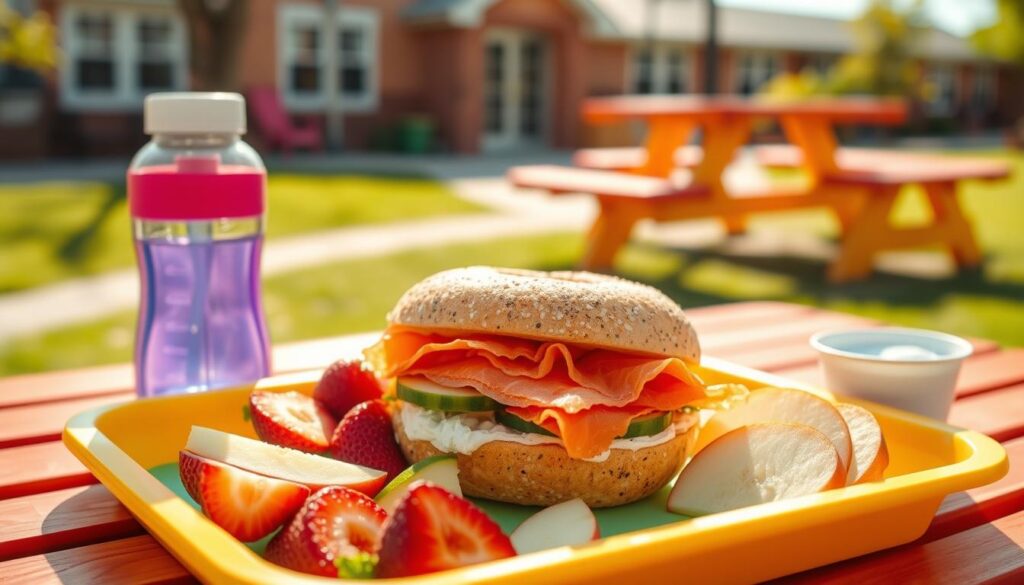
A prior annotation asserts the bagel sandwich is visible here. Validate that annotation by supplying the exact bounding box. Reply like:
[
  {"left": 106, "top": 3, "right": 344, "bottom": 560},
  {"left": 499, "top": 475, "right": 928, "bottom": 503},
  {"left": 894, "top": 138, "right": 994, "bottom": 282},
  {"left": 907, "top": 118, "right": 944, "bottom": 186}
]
[{"left": 365, "top": 266, "right": 706, "bottom": 507}]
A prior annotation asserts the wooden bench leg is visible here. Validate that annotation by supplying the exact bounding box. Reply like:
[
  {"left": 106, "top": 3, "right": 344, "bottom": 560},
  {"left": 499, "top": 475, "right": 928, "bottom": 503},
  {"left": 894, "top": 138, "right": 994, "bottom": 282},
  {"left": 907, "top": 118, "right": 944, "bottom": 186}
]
[
  {"left": 721, "top": 215, "right": 747, "bottom": 235},
  {"left": 580, "top": 201, "right": 642, "bottom": 271},
  {"left": 828, "top": 185, "right": 898, "bottom": 282},
  {"left": 924, "top": 182, "right": 982, "bottom": 267}
]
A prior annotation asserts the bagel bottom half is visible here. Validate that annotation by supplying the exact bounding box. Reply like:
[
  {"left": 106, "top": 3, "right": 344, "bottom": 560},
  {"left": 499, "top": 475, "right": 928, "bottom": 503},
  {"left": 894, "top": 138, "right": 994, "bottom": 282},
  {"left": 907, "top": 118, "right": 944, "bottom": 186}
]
[{"left": 392, "top": 407, "right": 700, "bottom": 508}]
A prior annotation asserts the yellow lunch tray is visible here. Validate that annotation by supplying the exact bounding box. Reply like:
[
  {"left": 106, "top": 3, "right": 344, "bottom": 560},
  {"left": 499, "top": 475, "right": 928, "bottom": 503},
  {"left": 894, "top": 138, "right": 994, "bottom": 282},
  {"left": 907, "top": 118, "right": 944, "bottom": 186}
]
[{"left": 64, "top": 356, "right": 1008, "bottom": 584}]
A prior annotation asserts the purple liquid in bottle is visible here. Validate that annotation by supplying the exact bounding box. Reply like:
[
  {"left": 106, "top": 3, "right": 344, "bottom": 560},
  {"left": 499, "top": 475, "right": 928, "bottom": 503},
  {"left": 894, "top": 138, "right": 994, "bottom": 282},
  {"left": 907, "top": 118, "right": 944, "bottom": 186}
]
[
  {"left": 135, "top": 231, "right": 270, "bottom": 396},
  {"left": 129, "top": 93, "right": 270, "bottom": 397}
]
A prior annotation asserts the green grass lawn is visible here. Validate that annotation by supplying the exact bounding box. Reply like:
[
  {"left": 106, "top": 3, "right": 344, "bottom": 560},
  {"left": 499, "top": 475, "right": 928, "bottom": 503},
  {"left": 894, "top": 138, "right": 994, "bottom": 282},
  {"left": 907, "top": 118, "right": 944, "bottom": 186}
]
[
  {"left": 0, "top": 174, "right": 480, "bottom": 292},
  {"left": 1, "top": 150, "right": 1022, "bottom": 377}
]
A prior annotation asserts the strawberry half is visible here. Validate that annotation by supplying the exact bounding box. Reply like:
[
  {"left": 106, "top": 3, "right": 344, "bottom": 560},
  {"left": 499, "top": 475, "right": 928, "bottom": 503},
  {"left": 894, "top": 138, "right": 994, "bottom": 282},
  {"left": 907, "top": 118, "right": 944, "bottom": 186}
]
[
  {"left": 178, "top": 450, "right": 309, "bottom": 542},
  {"left": 376, "top": 482, "right": 516, "bottom": 577},
  {"left": 329, "top": 400, "right": 408, "bottom": 483},
  {"left": 264, "top": 486, "right": 387, "bottom": 577},
  {"left": 249, "top": 390, "right": 337, "bottom": 454},
  {"left": 314, "top": 359, "right": 385, "bottom": 419}
]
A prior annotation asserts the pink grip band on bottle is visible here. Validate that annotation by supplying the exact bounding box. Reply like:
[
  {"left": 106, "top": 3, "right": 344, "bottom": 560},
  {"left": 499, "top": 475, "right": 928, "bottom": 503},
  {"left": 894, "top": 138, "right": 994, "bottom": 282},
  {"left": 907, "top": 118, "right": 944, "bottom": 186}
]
[{"left": 128, "top": 163, "right": 266, "bottom": 220}]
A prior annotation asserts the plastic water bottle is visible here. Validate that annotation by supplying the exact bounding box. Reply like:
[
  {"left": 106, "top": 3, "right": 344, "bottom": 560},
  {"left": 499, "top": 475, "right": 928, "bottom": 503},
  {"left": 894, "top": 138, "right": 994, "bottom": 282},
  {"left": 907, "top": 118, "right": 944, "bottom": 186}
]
[{"left": 128, "top": 92, "right": 271, "bottom": 397}]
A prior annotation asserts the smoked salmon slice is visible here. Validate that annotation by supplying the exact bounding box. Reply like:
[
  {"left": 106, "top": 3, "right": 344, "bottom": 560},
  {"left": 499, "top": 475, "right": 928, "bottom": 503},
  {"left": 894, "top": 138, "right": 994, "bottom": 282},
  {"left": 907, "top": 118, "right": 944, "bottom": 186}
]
[{"left": 367, "top": 326, "right": 705, "bottom": 458}]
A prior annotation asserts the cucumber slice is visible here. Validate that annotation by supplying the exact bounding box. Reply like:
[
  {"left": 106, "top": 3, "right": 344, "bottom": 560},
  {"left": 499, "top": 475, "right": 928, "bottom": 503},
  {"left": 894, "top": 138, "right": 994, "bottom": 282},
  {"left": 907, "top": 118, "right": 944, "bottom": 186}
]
[
  {"left": 495, "top": 409, "right": 672, "bottom": 439},
  {"left": 376, "top": 454, "right": 460, "bottom": 514},
  {"left": 494, "top": 409, "right": 557, "bottom": 437},
  {"left": 620, "top": 411, "right": 672, "bottom": 438},
  {"left": 396, "top": 377, "right": 497, "bottom": 412}
]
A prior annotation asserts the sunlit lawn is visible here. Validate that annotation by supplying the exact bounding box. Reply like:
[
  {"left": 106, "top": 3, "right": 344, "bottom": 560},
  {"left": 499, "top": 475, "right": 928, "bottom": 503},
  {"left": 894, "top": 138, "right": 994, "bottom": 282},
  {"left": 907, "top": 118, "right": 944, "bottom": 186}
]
[
  {"left": 0, "top": 174, "right": 481, "bottom": 292},
  {"left": 0, "top": 150, "right": 1022, "bottom": 376}
]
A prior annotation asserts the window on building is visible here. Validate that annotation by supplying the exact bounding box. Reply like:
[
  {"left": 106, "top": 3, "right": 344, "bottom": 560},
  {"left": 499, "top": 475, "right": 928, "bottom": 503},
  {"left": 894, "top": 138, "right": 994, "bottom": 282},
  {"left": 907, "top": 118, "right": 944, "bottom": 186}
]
[
  {"left": 137, "top": 16, "right": 177, "bottom": 91},
  {"left": 630, "top": 46, "right": 690, "bottom": 94},
  {"left": 972, "top": 66, "right": 996, "bottom": 111},
  {"left": 735, "top": 52, "right": 780, "bottom": 95},
  {"left": 927, "top": 64, "right": 956, "bottom": 116},
  {"left": 279, "top": 5, "right": 379, "bottom": 112},
  {"left": 74, "top": 13, "right": 115, "bottom": 92},
  {"left": 289, "top": 26, "right": 322, "bottom": 94},
  {"left": 60, "top": 7, "right": 186, "bottom": 109}
]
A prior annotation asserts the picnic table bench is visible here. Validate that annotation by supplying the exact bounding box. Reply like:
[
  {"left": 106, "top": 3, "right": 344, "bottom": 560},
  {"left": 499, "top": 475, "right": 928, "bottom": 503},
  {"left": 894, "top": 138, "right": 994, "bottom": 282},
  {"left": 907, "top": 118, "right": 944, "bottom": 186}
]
[
  {"left": 0, "top": 301, "right": 1022, "bottom": 583},
  {"left": 510, "top": 96, "right": 1011, "bottom": 282}
]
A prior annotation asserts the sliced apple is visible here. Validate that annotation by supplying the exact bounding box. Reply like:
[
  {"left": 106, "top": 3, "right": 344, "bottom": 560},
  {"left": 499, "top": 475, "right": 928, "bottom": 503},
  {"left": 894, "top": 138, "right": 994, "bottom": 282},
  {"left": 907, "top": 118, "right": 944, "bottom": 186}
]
[
  {"left": 694, "top": 387, "right": 853, "bottom": 472},
  {"left": 837, "top": 403, "right": 889, "bottom": 485},
  {"left": 668, "top": 423, "right": 845, "bottom": 516},
  {"left": 375, "top": 454, "right": 461, "bottom": 514},
  {"left": 510, "top": 498, "right": 600, "bottom": 554},
  {"left": 185, "top": 426, "right": 387, "bottom": 496}
]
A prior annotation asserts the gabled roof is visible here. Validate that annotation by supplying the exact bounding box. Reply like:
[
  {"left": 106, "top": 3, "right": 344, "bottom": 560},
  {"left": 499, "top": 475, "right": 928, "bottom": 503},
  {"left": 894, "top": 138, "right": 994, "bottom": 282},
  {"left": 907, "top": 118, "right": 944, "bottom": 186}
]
[
  {"left": 403, "top": 0, "right": 617, "bottom": 35},
  {"left": 403, "top": 0, "right": 984, "bottom": 62}
]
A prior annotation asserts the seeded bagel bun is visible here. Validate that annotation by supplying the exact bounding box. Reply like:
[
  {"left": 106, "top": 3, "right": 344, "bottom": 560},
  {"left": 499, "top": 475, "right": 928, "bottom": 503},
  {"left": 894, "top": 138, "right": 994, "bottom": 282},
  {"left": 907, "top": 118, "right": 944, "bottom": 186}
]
[
  {"left": 392, "top": 408, "right": 699, "bottom": 508},
  {"left": 388, "top": 266, "right": 699, "bottom": 361}
]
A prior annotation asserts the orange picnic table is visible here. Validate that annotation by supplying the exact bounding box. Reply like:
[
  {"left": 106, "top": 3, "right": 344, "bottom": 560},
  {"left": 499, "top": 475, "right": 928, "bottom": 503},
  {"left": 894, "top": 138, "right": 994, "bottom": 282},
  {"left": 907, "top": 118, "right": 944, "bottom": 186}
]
[
  {"left": 0, "top": 301, "right": 1022, "bottom": 583},
  {"left": 510, "top": 96, "right": 1010, "bottom": 281}
]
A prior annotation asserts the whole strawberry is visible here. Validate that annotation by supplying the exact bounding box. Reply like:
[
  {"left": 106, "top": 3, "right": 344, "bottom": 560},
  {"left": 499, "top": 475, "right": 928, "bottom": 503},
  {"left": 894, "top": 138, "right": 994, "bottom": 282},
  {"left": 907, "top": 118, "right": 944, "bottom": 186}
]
[
  {"left": 330, "top": 400, "right": 407, "bottom": 483},
  {"left": 376, "top": 482, "right": 516, "bottom": 577},
  {"left": 314, "top": 359, "right": 385, "bottom": 419},
  {"left": 264, "top": 486, "right": 386, "bottom": 577}
]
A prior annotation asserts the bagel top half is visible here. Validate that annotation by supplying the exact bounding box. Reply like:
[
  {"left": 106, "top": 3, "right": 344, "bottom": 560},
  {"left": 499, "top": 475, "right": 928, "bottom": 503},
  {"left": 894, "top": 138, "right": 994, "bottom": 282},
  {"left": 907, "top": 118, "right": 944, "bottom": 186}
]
[{"left": 386, "top": 266, "right": 700, "bottom": 362}]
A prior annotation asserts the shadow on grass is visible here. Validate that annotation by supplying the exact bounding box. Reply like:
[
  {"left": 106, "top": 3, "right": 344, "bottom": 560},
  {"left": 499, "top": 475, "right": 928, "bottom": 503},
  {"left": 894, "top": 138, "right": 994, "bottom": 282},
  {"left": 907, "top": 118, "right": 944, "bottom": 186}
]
[
  {"left": 542, "top": 240, "right": 1024, "bottom": 316},
  {"left": 57, "top": 182, "right": 126, "bottom": 263}
]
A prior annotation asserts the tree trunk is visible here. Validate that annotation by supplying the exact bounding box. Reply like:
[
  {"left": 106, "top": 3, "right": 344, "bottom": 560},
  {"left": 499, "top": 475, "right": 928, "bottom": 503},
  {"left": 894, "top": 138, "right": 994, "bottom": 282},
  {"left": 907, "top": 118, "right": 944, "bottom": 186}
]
[{"left": 178, "top": 0, "right": 250, "bottom": 91}]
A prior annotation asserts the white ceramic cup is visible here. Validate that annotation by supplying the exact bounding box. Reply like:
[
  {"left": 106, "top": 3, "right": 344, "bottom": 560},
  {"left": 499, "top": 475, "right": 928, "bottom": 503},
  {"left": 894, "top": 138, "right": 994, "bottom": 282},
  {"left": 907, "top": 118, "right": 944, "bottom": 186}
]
[{"left": 810, "top": 328, "right": 973, "bottom": 420}]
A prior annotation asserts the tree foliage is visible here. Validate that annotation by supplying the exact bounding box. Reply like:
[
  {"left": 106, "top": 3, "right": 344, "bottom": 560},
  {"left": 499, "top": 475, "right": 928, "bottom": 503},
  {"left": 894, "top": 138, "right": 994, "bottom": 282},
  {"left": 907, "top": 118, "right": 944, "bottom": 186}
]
[
  {"left": 0, "top": 0, "right": 57, "bottom": 72},
  {"left": 762, "top": 0, "right": 926, "bottom": 100},
  {"left": 972, "top": 0, "right": 1024, "bottom": 64}
]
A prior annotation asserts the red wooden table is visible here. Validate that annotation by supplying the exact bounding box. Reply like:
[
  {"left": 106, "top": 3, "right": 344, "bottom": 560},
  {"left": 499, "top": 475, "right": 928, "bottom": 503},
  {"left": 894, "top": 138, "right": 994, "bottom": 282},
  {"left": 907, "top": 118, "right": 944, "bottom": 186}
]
[{"left": 0, "top": 302, "right": 1021, "bottom": 583}]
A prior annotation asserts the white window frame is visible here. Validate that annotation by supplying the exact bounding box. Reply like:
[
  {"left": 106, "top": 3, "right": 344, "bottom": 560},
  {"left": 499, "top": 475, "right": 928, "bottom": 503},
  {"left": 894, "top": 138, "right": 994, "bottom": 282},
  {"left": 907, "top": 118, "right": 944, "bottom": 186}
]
[
  {"left": 277, "top": 4, "right": 379, "bottom": 113},
  {"left": 733, "top": 51, "right": 782, "bottom": 95},
  {"left": 59, "top": 3, "right": 187, "bottom": 111},
  {"left": 628, "top": 44, "right": 694, "bottom": 95}
]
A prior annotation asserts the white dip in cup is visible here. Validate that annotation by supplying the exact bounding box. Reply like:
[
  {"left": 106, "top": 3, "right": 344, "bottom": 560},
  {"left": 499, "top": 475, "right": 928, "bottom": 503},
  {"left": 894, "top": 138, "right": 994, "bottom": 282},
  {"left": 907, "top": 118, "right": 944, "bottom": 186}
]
[{"left": 810, "top": 328, "right": 973, "bottom": 420}]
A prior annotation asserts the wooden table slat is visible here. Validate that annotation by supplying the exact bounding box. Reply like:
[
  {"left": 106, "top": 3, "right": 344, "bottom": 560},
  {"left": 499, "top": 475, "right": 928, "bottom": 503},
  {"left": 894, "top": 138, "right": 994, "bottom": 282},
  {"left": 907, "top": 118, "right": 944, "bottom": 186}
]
[
  {"left": 0, "top": 441, "right": 95, "bottom": 500},
  {"left": 698, "top": 313, "right": 875, "bottom": 354},
  {"left": 949, "top": 383, "right": 1024, "bottom": 443},
  {"left": 684, "top": 301, "right": 816, "bottom": 331},
  {"left": 0, "top": 534, "right": 194, "bottom": 585},
  {"left": 925, "top": 436, "right": 1024, "bottom": 542},
  {"left": 0, "top": 485, "right": 141, "bottom": 562},
  {"left": 0, "top": 394, "right": 130, "bottom": 449},
  {"left": 774, "top": 347, "right": 1024, "bottom": 399},
  {"left": 777, "top": 509, "right": 1024, "bottom": 584},
  {"left": 0, "top": 333, "right": 383, "bottom": 410}
]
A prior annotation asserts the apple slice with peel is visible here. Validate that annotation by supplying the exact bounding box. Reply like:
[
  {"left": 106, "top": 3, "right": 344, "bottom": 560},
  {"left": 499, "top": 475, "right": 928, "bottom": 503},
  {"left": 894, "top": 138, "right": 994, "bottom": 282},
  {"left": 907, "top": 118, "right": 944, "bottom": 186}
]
[
  {"left": 837, "top": 403, "right": 889, "bottom": 485},
  {"left": 185, "top": 426, "right": 387, "bottom": 496},
  {"left": 375, "top": 454, "right": 461, "bottom": 514},
  {"left": 694, "top": 387, "right": 853, "bottom": 472},
  {"left": 669, "top": 423, "right": 845, "bottom": 516},
  {"left": 510, "top": 498, "right": 600, "bottom": 554}
]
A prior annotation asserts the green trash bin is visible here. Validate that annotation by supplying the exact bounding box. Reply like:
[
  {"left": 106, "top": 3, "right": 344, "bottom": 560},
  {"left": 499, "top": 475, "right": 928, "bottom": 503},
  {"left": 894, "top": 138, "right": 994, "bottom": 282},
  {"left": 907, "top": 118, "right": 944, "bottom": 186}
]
[{"left": 398, "top": 116, "right": 434, "bottom": 154}]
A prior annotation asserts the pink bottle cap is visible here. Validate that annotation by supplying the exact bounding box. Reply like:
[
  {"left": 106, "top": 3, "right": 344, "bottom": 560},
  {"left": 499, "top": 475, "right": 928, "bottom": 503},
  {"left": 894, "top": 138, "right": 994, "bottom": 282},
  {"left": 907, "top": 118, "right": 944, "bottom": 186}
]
[{"left": 128, "top": 155, "right": 266, "bottom": 220}]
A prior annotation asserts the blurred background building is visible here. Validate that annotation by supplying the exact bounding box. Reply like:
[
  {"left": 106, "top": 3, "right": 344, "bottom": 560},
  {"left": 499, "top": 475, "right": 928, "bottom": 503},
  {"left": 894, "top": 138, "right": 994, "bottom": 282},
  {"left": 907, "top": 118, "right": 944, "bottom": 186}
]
[{"left": 0, "top": 0, "right": 1018, "bottom": 159}]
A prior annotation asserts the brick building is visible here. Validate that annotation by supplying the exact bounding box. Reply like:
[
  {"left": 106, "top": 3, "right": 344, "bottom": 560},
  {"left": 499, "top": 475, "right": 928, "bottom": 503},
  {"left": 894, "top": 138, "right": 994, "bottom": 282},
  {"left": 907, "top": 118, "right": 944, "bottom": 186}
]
[{"left": 0, "top": 0, "right": 1015, "bottom": 158}]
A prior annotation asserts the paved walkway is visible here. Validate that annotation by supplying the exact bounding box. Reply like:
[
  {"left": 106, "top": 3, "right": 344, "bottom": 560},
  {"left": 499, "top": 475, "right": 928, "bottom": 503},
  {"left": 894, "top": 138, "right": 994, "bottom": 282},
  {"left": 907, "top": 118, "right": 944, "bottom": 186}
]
[{"left": 0, "top": 177, "right": 595, "bottom": 342}]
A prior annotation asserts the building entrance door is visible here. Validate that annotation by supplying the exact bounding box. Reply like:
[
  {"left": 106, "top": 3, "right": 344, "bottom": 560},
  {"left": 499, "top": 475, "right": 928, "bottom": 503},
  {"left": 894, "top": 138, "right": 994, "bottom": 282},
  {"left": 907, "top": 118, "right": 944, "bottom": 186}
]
[{"left": 483, "top": 29, "right": 547, "bottom": 151}]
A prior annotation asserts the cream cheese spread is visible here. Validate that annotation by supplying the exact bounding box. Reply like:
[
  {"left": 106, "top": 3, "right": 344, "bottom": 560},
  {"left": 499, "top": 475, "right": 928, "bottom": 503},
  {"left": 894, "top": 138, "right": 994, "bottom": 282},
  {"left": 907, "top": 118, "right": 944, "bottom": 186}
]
[{"left": 399, "top": 402, "right": 681, "bottom": 463}]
